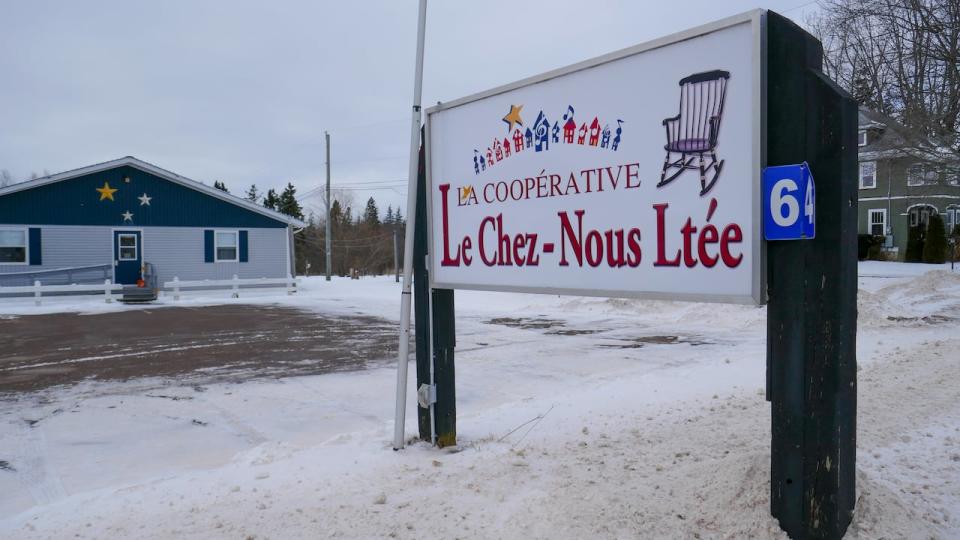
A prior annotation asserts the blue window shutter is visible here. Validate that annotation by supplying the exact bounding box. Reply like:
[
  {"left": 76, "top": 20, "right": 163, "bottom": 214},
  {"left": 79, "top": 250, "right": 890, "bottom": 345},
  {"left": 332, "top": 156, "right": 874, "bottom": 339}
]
[
  {"left": 204, "top": 230, "right": 214, "bottom": 263},
  {"left": 28, "top": 228, "right": 42, "bottom": 265},
  {"left": 239, "top": 230, "right": 249, "bottom": 262}
]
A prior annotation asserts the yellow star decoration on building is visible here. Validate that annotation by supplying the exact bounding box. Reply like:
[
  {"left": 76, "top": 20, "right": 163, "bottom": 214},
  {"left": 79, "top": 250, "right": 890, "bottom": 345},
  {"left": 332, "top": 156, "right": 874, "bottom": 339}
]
[
  {"left": 502, "top": 104, "right": 523, "bottom": 132},
  {"left": 96, "top": 181, "right": 118, "bottom": 201}
]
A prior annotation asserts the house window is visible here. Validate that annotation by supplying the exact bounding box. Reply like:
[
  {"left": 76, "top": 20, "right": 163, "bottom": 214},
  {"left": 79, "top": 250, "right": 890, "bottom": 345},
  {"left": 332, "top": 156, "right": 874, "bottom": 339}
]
[
  {"left": 868, "top": 209, "right": 886, "bottom": 236},
  {"left": 0, "top": 228, "right": 27, "bottom": 264},
  {"left": 215, "top": 231, "right": 238, "bottom": 262},
  {"left": 858, "top": 130, "right": 868, "bottom": 147},
  {"left": 909, "top": 205, "right": 936, "bottom": 228},
  {"left": 907, "top": 163, "right": 939, "bottom": 186},
  {"left": 118, "top": 234, "right": 138, "bottom": 261},
  {"left": 859, "top": 161, "right": 876, "bottom": 189},
  {"left": 946, "top": 207, "right": 960, "bottom": 235}
]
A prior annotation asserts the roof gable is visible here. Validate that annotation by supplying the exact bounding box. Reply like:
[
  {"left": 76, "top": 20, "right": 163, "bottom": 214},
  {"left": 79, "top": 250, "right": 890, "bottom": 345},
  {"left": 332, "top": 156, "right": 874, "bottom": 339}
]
[{"left": 0, "top": 157, "right": 305, "bottom": 228}]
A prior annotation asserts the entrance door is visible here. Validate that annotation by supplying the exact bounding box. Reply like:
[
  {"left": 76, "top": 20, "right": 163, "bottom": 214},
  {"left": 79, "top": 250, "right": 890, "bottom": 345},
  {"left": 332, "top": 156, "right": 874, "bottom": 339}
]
[{"left": 114, "top": 231, "right": 142, "bottom": 284}]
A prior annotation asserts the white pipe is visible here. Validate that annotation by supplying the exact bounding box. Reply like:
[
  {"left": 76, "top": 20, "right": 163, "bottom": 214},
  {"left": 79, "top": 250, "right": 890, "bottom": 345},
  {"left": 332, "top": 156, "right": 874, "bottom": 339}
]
[{"left": 393, "top": 0, "right": 428, "bottom": 451}]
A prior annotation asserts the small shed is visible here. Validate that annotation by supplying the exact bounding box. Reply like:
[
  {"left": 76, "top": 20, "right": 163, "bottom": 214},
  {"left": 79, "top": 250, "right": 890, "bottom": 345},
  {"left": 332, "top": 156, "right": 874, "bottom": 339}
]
[{"left": 0, "top": 156, "right": 305, "bottom": 288}]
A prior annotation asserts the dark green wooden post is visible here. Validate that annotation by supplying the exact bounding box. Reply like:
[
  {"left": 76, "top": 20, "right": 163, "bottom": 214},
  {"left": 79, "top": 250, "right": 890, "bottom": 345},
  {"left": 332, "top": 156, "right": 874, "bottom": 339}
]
[
  {"left": 431, "top": 288, "right": 456, "bottom": 447},
  {"left": 413, "top": 139, "right": 432, "bottom": 442},
  {"left": 766, "top": 12, "right": 858, "bottom": 539},
  {"left": 413, "top": 132, "right": 457, "bottom": 447}
]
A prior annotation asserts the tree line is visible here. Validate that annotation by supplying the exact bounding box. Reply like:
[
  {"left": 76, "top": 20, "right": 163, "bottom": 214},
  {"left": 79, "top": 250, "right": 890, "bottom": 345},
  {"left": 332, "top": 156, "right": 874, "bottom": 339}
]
[{"left": 225, "top": 181, "right": 404, "bottom": 277}]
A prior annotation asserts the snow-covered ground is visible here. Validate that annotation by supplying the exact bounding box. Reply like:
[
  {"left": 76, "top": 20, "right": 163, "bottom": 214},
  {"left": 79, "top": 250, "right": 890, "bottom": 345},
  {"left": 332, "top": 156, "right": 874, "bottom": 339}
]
[{"left": 1, "top": 262, "right": 958, "bottom": 538}]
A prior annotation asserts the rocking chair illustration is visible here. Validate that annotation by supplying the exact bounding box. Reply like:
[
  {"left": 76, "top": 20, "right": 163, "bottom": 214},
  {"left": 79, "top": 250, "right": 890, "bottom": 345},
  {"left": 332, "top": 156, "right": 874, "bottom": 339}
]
[{"left": 658, "top": 70, "right": 730, "bottom": 196}]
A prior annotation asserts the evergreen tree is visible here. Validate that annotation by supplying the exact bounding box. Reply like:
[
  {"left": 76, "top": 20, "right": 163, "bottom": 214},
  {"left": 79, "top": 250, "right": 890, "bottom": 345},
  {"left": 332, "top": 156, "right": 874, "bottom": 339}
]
[
  {"left": 394, "top": 207, "right": 403, "bottom": 225},
  {"left": 277, "top": 182, "right": 304, "bottom": 220},
  {"left": 263, "top": 188, "right": 280, "bottom": 211},
  {"left": 363, "top": 197, "right": 380, "bottom": 226},
  {"left": 329, "top": 200, "right": 343, "bottom": 226},
  {"left": 922, "top": 214, "right": 947, "bottom": 264},
  {"left": 213, "top": 180, "right": 229, "bottom": 193},
  {"left": 905, "top": 225, "right": 925, "bottom": 262},
  {"left": 384, "top": 205, "right": 394, "bottom": 226},
  {"left": 245, "top": 184, "right": 261, "bottom": 203}
]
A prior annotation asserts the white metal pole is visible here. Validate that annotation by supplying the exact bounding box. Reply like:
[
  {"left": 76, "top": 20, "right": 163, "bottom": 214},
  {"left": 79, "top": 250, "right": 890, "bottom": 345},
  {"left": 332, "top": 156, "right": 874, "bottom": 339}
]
[
  {"left": 325, "top": 131, "right": 332, "bottom": 281},
  {"left": 393, "top": 0, "right": 428, "bottom": 451}
]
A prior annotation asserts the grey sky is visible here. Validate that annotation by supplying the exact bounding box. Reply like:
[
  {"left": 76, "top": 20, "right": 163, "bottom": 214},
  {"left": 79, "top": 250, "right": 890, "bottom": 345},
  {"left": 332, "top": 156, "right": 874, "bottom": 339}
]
[{"left": 0, "top": 0, "right": 815, "bottom": 218}]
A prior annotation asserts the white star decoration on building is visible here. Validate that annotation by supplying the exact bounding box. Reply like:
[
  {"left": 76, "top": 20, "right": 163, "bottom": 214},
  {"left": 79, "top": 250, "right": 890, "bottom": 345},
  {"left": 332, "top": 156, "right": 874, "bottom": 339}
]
[
  {"left": 138, "top": 193, "right": 152, "bottom": 206},
  {"left": 122, "top": 211, "right": 134, "bottom": 222}
]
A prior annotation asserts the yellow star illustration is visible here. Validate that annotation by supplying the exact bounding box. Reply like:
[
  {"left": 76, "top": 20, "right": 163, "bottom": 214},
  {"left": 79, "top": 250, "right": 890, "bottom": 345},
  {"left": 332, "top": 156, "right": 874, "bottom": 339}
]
[
  {"left": 96, "top": 181, "right": 118, "bottom": 201},
  {"left": 502, "top": 104, "right": 523, "bottom": 133}
]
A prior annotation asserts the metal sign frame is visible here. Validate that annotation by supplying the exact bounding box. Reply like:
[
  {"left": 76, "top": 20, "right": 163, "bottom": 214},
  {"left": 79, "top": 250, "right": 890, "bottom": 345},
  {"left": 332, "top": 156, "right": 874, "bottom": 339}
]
[{"left": 423, "top": 10, "right": 767, "bottom": 305}]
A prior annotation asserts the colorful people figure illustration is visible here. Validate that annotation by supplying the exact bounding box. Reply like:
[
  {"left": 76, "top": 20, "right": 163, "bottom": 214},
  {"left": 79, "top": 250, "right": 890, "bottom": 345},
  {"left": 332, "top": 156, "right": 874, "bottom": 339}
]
[{"left": 612, "top": 119, "right": 623, "bottom": 151}]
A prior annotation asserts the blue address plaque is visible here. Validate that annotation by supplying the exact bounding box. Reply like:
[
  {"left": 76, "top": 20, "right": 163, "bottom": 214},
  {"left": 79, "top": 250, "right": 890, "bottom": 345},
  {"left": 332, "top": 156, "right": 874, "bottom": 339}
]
[{"left": 763, "top": 162, "right": 815, "bottom": 241}]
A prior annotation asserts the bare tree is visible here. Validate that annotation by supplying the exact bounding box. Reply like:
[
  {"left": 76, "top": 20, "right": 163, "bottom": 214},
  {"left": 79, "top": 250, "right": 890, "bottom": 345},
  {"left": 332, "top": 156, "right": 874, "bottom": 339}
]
[{"left": 810, "top": 0, "right": 960, "bottom": 151}]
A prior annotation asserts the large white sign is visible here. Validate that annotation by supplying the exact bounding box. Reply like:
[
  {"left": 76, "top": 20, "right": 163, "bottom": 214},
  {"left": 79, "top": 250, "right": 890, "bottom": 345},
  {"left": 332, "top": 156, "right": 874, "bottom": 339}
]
[{"left": 426, "top": 13, "right": 764, "bottom": 304}]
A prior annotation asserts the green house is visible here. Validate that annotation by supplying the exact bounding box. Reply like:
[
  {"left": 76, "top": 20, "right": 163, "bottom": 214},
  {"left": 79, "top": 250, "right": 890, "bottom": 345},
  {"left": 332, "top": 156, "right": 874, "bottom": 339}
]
[{"left": 857, "top": 108, "right": 960, "bottom": 259}]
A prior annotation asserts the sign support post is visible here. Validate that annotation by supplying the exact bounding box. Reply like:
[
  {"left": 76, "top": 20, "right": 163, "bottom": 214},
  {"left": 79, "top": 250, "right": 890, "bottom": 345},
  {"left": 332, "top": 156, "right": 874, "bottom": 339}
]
[
  {"left": 413, "top": 139, "right": 458, "bottom": 447},
  {"left": 765, "top": 13, "right": 857, "bottom": 539}
]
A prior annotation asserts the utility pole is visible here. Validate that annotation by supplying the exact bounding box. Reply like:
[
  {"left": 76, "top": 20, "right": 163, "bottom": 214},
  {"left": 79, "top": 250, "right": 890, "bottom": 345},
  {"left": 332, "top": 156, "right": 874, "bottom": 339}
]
[
  {"left": 393, "top": 227, "right": 400, "bottom": 282},
  {"left": 325, "top": 131, "right": 332, "bottom": 281}
]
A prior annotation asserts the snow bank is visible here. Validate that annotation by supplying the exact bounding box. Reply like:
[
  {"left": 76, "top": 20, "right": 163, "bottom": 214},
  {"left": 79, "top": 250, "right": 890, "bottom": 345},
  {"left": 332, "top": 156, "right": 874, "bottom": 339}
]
[{"left": 1, "top": 268, "right": 958, "bottom": 538}]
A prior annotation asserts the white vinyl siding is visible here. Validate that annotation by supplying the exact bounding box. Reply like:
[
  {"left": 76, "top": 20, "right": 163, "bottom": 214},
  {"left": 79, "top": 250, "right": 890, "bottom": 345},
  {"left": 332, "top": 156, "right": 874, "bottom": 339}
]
[{"left": 0, "top": 225, "right": 288, "bottom": 285}]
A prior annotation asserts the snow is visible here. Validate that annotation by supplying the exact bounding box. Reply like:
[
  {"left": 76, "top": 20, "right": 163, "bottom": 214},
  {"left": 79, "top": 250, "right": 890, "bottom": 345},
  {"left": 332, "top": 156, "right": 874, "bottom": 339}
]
[{"left": 1, "top": 264, "right": 959, "bottom": 538}]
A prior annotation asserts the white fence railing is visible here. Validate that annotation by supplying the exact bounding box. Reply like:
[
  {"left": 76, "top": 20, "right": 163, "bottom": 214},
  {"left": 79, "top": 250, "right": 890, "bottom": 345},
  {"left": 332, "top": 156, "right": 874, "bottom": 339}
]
[
  {"left": 0, "top": 279, "right": 122, "bottom": 306},
  {"left": 164, "top": 275, "right": 299, "bottom": 300}
]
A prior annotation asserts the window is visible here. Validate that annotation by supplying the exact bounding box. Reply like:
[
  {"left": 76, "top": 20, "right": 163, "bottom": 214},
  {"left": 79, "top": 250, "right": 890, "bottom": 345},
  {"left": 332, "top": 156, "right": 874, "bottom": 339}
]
[
  {"left": 907, "top": 163, "right": 939, "bottom": 186},
  {"left": 868, "top": 209, "right": 886, "bottom": 236},
  {"left": 859, "top": 161, "right": 876, "bottom": 189},
  {"left": 909, "top": 205, "right": 936, "bottom": 228},
  {"left": 118, "top": 234, "right": 138, "bottom": 261},
  {"left": 215, "top": 231, "right": 238, "bottom": 262},
  {"left": 946, "top": 207, "right": 960, "bottom": 235},
  {"left": 858, "top": 130, "right": 868, "bottom": 147},
  {"left": 0, "top": 228, "right": 27, "bottom": 264}
]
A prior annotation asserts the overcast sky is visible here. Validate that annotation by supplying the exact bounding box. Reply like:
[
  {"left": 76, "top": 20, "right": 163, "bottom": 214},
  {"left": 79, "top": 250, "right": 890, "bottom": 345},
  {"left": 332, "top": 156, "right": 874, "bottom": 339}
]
[{"left": 0, "top": 0, "right": 816, "bottom": 218}]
